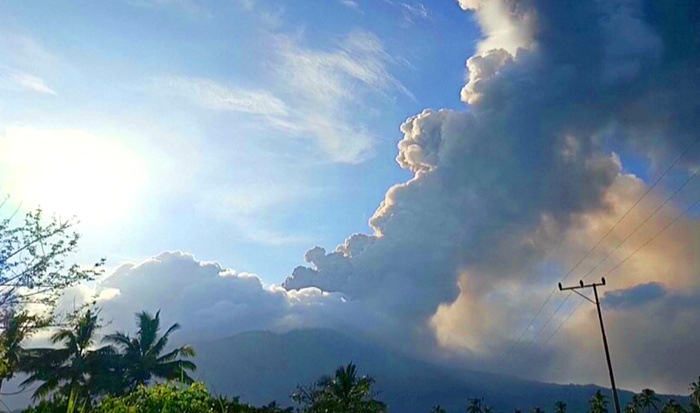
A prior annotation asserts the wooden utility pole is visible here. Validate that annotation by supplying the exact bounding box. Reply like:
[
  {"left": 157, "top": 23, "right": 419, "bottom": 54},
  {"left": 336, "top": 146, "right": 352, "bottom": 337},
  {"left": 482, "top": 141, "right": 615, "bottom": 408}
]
[{"left": 558, "top": 278, "right": 621, "bottom": 413}]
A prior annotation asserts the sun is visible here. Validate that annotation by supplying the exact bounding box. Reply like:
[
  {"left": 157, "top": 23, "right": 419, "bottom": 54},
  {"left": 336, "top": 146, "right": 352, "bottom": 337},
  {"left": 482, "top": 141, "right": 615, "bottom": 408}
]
[{"left": 0, "top": 126, "right": 147, "bottom": 224}]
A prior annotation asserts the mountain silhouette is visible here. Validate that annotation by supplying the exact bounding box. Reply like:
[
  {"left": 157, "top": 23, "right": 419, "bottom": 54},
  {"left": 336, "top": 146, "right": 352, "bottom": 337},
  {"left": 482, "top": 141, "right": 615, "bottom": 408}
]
[{"left": 194, "top": 328, "right": 644, "bottom": 412}]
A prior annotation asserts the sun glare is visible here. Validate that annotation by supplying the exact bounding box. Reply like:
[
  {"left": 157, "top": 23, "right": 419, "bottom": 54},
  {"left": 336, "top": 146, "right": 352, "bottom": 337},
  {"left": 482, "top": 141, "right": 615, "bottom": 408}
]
[{"left": 0, "top": 127, "right": 147, "bottom": 224}]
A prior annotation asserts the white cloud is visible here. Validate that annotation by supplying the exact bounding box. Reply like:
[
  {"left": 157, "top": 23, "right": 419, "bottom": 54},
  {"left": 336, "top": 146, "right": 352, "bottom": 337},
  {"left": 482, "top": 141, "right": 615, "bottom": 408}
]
[
  {"left": 339, "top": 0, "right": 362, "bottom": 13},
  {"left": 383, "top": 0, "right": 431, "bottom": 25},
  {"left": 152, "top": 30, "right": 411, "bottom": 164},
  {"left": 152, "top": 75, "right": 288, "bottom": 116},
  {"left": 57, "top": 251, "right": 372, "bottom": 342},
  {"left": 125, "top": 0, "right": 212, "bottom": 18},
  {"left": 0, "top": 66, "right": 56, "bottom": 94}
]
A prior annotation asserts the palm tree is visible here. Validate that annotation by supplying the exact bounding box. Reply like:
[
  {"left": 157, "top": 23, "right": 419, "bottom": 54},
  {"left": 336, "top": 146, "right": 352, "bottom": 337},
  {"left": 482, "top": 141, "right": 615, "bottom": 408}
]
[
  {"left": 690, "top": 378, "right": 700, "bottom": 410},
  {"left": 660, "top": 399, "right": 685, "bottom": 413},
  {"left": 292, "top": 363, "right": 386, "bottom": 412},
  {"left": 626, "top": 396, "right": 640, "bottom": 413},
  {"left": 431, "top": 406, "right": 447, "bottom": 413},
  {"left": 589, "top": 390, "right": 609, "bottom": 413},
  {"left": 467, "top": 398, "right": 483, "bottom": 413},
  {"left": 0, "top": 311, "right": 46, "bottom": 392},
  {"left": 20, "top": 308, "right": 115, "bottom": 404},
  {"left": 532, "top": 407, "right": 545, "bottom": 413},
  {"left": 638, "top": 389, "right": 661, "bottom": 413},
  {"left": 104, "top": 310, "right": 196, "bottom": 391},
  {"left": 555, "top": 401, "right": 567, "bottom": 413}
]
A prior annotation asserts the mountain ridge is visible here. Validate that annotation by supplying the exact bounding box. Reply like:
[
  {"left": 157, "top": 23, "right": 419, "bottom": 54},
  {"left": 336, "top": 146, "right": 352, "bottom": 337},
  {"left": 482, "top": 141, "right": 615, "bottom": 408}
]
[{"left": 193, "top": 328, "right": 649, "bottom": 412}]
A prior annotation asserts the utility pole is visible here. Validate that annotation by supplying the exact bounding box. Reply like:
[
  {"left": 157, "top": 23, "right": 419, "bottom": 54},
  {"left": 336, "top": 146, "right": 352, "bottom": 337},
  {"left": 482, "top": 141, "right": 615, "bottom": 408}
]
[{"left": 558, "top": 278, "right": 621, "bottom": 413}]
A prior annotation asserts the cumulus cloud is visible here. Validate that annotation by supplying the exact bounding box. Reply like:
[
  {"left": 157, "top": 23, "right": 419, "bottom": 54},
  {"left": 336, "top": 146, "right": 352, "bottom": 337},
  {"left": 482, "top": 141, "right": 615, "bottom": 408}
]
[
  {"left": 53, "top": 0, "right": 700, "bottom": 395},
  {"left": 58, "top": 251, "right": 378, "bottom": 343},
  {"left": 282, "top": 0, "right": 700, "bottom": 392}
]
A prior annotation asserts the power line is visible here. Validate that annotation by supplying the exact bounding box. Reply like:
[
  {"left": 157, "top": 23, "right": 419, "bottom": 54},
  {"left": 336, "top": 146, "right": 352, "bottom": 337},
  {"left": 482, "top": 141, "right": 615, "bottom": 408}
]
[
  {"left": 527, "top": 167, "right": 700, "bottom": 346},
  {"left": 541, "top": 197, "right": 700, "bottom": 348},
  {"left": 496, "top": 137, "right": 699, "bottom": 366}
]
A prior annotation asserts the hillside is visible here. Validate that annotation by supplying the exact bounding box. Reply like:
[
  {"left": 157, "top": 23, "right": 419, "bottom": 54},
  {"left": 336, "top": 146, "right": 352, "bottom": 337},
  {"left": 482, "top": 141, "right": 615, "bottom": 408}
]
[{"left": 193, "top": 328, "right": 637, "bottom": 412}]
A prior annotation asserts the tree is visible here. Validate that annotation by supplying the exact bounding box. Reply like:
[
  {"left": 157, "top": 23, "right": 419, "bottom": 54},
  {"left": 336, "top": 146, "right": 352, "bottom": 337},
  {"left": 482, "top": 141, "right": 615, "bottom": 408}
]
[
  {"left": 690, "top": 378, "right": 700, "bottom": 410},
  {"left": 555, "top": 401, "right": 567, "bottom": 413},
  {"left": 92, "top": 382, "right": 293, "bottom": 413},
  {"left": 638, "top": 389, "right": 661, "bottom": 413},
  {"left": 431, "top": 406, "right": 447, "bottom": 413},
  {"left": 626, "top": 395, "right": 642, "bottom": 413},
  {"left": 589, "top": 390, "right": 609, "bottom": 413},
  {"left": 660, "top": 399, "right": 685, "bottom": 413},
  {"left": 20, "top": 308, "right": 115, "bottom": 405},
  {"left": 467, "top": 398, "right": 483, "bottom": 413},
  {"left": 532, "top": 408, "right": 545, "bottom": 413},
  {"left": 0, "top": 207, "right": 103, "bottom": 396},
  {"left": 104, "top": 310, "right": 196, "bottom": 391},
  {"left": 0, "top": 310, "right": 48, "bottom": 392},
  {"left": 0, "top": 208, "right": 103, "bottom": 314},
  {"left": 292, "top": 363, "right": 386, "bottom": 413}
]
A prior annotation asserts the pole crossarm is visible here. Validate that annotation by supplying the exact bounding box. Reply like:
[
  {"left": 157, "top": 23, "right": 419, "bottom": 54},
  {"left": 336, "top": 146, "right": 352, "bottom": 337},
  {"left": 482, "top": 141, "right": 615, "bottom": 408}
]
[
  {"left": 557, "top": 277, "right": 621, "bottom": 413},
  {"left": 558, "top": 277, "right": 606, "bottom": 293}
]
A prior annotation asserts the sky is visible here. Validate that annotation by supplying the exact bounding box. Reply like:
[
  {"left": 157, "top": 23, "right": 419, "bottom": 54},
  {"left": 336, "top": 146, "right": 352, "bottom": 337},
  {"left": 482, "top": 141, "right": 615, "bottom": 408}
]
[
  {"left": 0, "top": 0, "right": 477, "bottom": 281},
  {"left": 2, "top": 0, "right": 700, "bottom": 398}
]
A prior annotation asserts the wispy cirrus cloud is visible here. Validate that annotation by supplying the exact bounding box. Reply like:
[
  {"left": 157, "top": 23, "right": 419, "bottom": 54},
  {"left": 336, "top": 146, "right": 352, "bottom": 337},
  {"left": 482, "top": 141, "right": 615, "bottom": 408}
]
[
  {"left": 383, "top": 0, "right": 431, "bottom": 25},
  {"left": 151, "top": 29, "right": 411, "bottom": 164},
  {"left": 125, "top": 0, "right": 212, "bottom": 18},
  {"left": 339, "top": 0, "right": 362, "bottom": 13},
  {"left": 152, "top": 76, "right": 288, "bottom": 116},
  {"left": 0, "top": 66, "right": 56, "bottom": 94}
]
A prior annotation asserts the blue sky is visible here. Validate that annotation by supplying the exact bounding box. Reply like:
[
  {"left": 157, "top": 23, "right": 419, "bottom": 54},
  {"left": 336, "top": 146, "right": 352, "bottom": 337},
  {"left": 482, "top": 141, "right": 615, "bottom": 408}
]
[
  {"left": 0, "top": 0, "right": 477, "bottom": 283},
  {"left": 3, "top": 0, "right": 700, "bottom": 397}
]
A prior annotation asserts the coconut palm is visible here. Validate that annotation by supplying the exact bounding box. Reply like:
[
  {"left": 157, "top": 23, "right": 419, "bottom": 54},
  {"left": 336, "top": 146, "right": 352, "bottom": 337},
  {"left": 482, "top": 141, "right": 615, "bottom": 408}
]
[
  {"left": 20, "top": 308, "right": 115, "bottom": 404},
  {"left": 589, "top": 390, "right": 609, "bottom": 413},
  {"left": 467, "top": 398, "right": 483, "bottom": 413},
  {"left": 292, "top": 363, "right": 386, "bottom": 412},
  {"left": 555, "top": 401, "right": 567, "bottom": 413},
  {"left": 0, "top": 310, "right": 47, "bottom": 392},
  {"left": 532, "top": 407, "right": 545, "bottom": 413},
  {"left": 431, "top": 406, "right": 447, "bottom": 413},
  {"left": 104, "top": 310, "right": 196, "bottom": 391},
  {"left": 626, "top": 395, "right": 642, "bottom": 413},
  {"left": 690, "top": 378, "right": 700, "bottom": 410},
  {"left": 638, "top": 389, "right": 661, "bottom": 413},
  {"left": 660, "top": 399, "right": 685, "bottom": 413}
]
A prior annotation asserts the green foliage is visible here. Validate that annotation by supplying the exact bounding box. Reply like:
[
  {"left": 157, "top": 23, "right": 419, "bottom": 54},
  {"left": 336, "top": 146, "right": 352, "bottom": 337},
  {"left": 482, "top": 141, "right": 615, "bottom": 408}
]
[
  {"left": 690, "top": 378, "right": 700, "bottom": 410},
  {"left": 0, "top": 310, "right": 49, "bottom": 390},
  {"left": 588, "top": 390, "right": 609, "bottom": 413},
  {"left": 555, "top": 401, "right": 567, "bottom": 413},
  {"left": 103, "top": 310, "right": 196, "bottom": 391},
  {"left": 660, "top": 399, "right": 685, "bottom": 413},
  {"left": 637, "top": 389, "right": 661, "bottom": 413},
  {"left": 0, "top": 208, "right": 102, "bottom": 391},
  {"left": 0, "top": 208, "right": 104, "bottom": 312},
  {"left": 467, "top": 398, "right": 483, "bottom": 413},
  {"left": 95, "top": 382, "right": 216, "bottom": 413},
  {"left": 431, "top": 406, "right": 447, "bottom": 413},
  {"left": 94, "top": 382, "right": 291, "bottom": 413},
  {"left": 292, "top": 363, "right": 386, "bottom": 413},
  {"left": 20, "top": 307, "right": 117, "bottom": 404}
]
